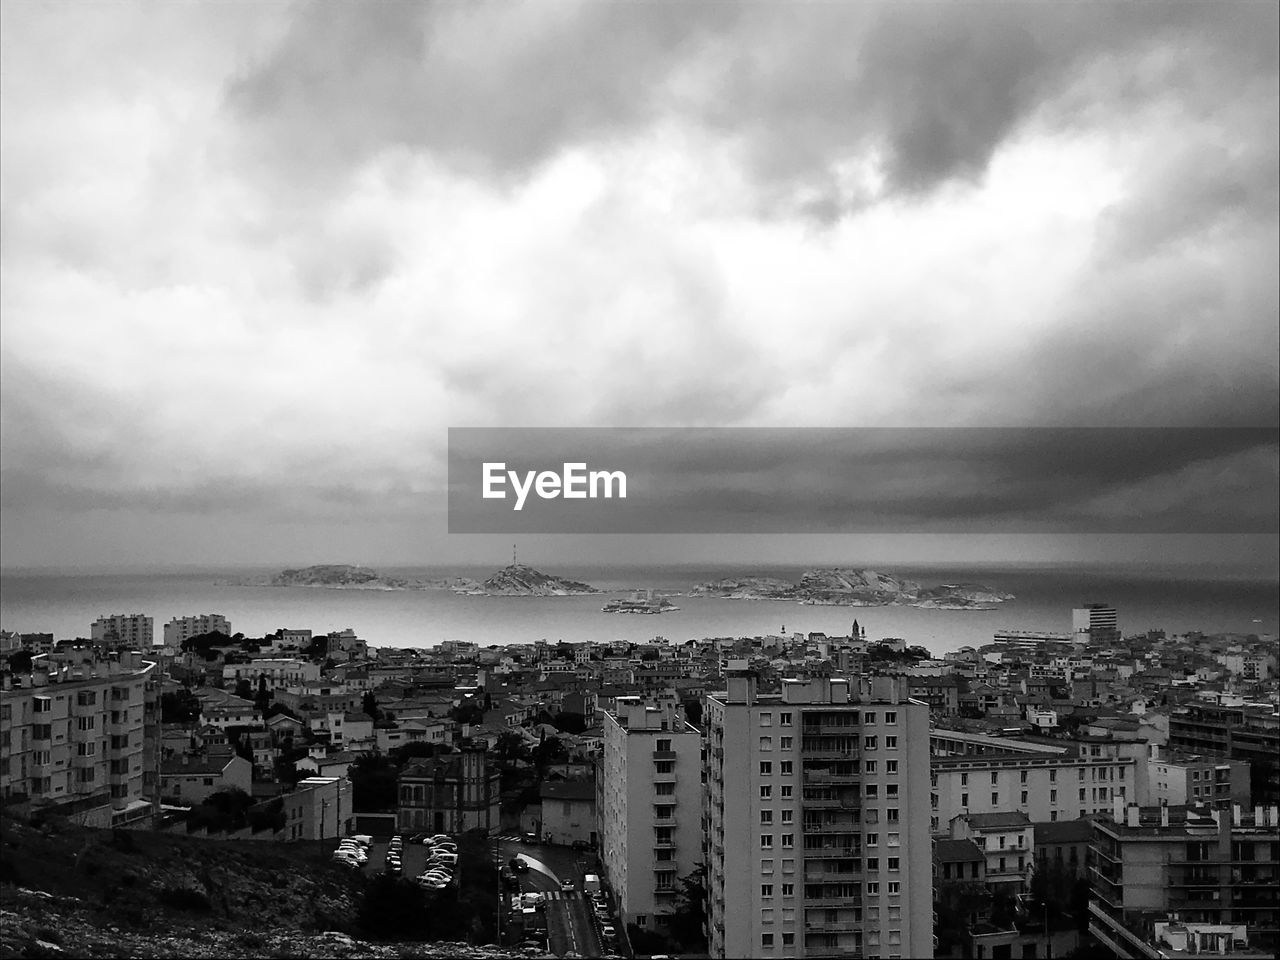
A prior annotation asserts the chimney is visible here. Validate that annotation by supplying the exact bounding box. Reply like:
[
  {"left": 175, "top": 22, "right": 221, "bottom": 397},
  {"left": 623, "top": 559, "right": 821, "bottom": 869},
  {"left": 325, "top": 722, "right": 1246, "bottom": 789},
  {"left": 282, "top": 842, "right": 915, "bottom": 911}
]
[
  {"left": 1256, "top": 806, "right": 1265, "bottom": 827},
  {"left": 1125, "top": 804, "right": 1140, "bottom": 828},
  {"left": 1112, "top": 795, "right": 1125, "bottom": 822},
  {"left": 1232, "top": 803, "right": 1242, "bottom": 827},
  {"left": 1269, "top": 806, "right": 1279, "bottom": 827},
  {"left": 1160, "top": 804, "right": 1170, "bottom": 828}
]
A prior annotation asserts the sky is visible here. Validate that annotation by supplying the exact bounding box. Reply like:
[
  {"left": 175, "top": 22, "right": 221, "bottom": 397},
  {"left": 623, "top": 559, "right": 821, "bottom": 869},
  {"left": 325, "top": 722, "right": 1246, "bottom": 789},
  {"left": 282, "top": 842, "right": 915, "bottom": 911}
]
[{"left": 1, "top": 0, "right": 1277, "bottom": 572}]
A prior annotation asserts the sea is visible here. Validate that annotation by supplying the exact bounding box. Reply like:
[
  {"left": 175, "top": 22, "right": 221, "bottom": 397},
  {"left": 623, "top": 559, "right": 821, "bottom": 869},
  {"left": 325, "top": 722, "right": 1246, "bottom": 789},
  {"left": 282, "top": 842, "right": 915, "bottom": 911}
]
[{"left": 1, "top": 563, "right": 1276, "bottom": 657}]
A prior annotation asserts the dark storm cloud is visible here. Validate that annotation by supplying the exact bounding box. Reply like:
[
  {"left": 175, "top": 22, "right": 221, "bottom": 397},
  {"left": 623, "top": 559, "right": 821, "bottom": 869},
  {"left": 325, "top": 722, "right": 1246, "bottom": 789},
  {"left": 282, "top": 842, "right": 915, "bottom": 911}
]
[
  {"left": 448, "top": 427, "right": 1279, "bottom": 533},
  {"left": 223, "top": 1, "right": 1276, "bottom": 208}
]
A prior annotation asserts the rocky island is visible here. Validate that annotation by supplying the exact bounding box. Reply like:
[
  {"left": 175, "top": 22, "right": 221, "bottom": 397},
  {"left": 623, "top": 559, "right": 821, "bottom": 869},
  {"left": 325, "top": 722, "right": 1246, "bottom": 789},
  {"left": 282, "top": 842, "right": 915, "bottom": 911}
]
[
  {"left": 690, "top": 568, "right": 1013, "bottom": 609},
  {"left": 246, "top": 563, "right": 598, "bottom": 597}
]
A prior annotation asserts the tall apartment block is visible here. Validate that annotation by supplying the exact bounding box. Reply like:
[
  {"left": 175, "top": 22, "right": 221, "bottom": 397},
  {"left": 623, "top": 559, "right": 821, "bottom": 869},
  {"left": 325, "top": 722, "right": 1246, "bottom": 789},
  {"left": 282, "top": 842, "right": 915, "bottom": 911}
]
[
  {"left": 162, "top": 614, "right": 231, "bottom": 648},
  {"left": 704, "top": 674, "right": 933, "bottom": 960},
  {"left": 1089, "top": 800, "right": 1279, "bottom": 958},
  {"left": 597, "top": 697, "right": 702, "bottom": 933},
  {"left": 1072, "top": 604, "right": 1118, "bottom": 642},
  {"left": 91, "top": 613, "right": 153, "bottom": 650},
  {"left": 0, "top": 648, "right": 157, "bottom": 827}
]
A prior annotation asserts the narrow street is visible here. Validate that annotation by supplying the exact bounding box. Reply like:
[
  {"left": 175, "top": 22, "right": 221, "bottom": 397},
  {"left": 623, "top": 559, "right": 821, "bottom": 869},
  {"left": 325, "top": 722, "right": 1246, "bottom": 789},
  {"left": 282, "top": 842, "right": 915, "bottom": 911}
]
[{"left": 498, "top": 839, "right": 608, "bottom": 958}]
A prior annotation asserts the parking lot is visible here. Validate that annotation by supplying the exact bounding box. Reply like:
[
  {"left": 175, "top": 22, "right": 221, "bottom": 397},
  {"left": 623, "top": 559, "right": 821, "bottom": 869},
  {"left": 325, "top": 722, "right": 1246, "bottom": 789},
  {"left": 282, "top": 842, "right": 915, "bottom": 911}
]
[{"left": 335, "top": 834, "right": 458, "bottom": 887}]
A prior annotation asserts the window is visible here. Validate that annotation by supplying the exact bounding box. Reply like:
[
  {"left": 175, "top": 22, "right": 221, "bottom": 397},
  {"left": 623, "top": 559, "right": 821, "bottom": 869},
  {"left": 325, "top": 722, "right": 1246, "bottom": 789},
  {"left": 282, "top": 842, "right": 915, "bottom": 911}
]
[
  {"left": 760, "top": 762, "right": 773, "bottom": 776},
  {"left": 961, "top": 793, "right": 969, "bottom": 807},
  {"left": 761, "top": 835, "right": 774, "bottom": 848},
  {"left": 866, "top": 882, "right": 880, "bottom": 895},
  {"left": 887, "top": 784, "right": 899, "bottom": 798},
  {"left": 867, "top": 857, "right": 879, "bottom": 871},
  {"left": 655, "top": 760, "right": 674, "bottom": 774},
  {"left": 761, "top": 810, "right": 774, "bottom": 824},
  {"left": 781, "top": 785, "right": 793, "bottom": 799},
  {"left": 886, "top": 760, "right": 898, "bottom": 774},
  {"left": 885, "top": 736, "right": 898, "bottom": 749},
  {"left": 886, "top": 807, "right": 899, "bottom": 823},
  {"left": 760, "top": 714, "right": 773, "bottom": 727},
  {"left": 961, "top": 773, "right": 969, "bottom": 786},
  {"left": 1020, "top": 770, "right": 1028, "bottom": 784},
  {"left": 781, "top": 809, "right": 793, "bottom": 824},
  {"left": 762, "top": 883, "right": 774, "bottom": 897},
  {"left": 781, "top": 833, "right": 794, "bottom": 848},
  {"left": 780, "top": 737, "right": 792, "bottom": 750},
  {"left": 866, "top": 832, "right": 879, "bottom": 847},
  {"left": 656, "top": 738, "right": 672, "bottom": 751},
  {"left": 1079, "top": 788, "right": 1086, "bottom": 802},
  {"left": 991, "top": 772, "right": 999, "bottom": 785},
  {"left": 780, "top": 761, "right": 793, "bottom": 775},
  {"left": 1050, "top": 789, "right": 1058, "bottom": 803},
  {"left": 887, "top": 832, "right": 900, "bottom": 847},
  {"left": 865, "top": 784, "right": 878, "bottom": 798},
  {"left": 1049, "top": 770, "right": 1057, "bottom": 782},
  {"left": 864, "top": 712, "right": 877, "bottom": 724},
  {"left": 864, "top": 736, "right": 878, "bottom": 750},
  {"left": 1021, "top": 791, "right": 1028, "bottom": 805},
  {"left": 762, "top": 859, "right": 774, "bottom": 873},
  {"left": 885, "top": 711, "right": 897, "bottom": 724},
  {"left": 76, "top": 742, "right": 96, "bottom": 756},
  {"left": 888, "top": 881, "right": 900, "bottom": 894},
  {"left": 656, "top": 782, "right": 674, "bottom": 796},
  {"left": 782, "top": 932, "right": 795, "bottom": 946},
  {"left": 781, "top": 883, "right": 794, "bottom": 897},
  {"left": 780, "top": 712, "right": 792, "bottom": 726},
  {"left": 761, "top": 934, "right": 774, "bottom": 948},
  {"left": 760, "top": 737, "right": 773, "bottom": 751},
  {"left": 77, "top": 716, "right": 96, "bottom": 731},
  {"left": 761, "top": 785, "right": 773, "bottom": 799},
  {"left": 991, "top": 792, "right": 999, "bottom": 805},
  {"left": 865, "top": 760, "right": 878, "bottom": 774}
]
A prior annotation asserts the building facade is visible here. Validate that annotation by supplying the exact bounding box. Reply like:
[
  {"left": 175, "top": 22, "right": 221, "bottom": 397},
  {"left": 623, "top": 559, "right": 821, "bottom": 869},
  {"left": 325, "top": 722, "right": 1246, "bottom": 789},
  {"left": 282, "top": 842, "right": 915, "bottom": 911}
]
[
  {"left": 704, "top": 674, "right": 933, "bottom": 960},
  {"left": 597, "top": 698, "right": 702, "bottom": 932},
  {"left": 91, "top": 614, "right": 154, "bottom": 651},
  {"left": 163, "top": 614, "right": 231, "bottom": 648},
  {"left": 1072, "top": 604, "right": 1119, "bottom": 642},
  {"left": 1089, "top": 801, "right": 1279, "bottom": 958},
  {"left": 1169, "top": 702, "right": 1280, "bottom": 807},
  {"left": 0, "top": 648, "right": 157, "bottom": 826},
  {"left": 397, "top": 743, "right": 500, "bottom": 834}
]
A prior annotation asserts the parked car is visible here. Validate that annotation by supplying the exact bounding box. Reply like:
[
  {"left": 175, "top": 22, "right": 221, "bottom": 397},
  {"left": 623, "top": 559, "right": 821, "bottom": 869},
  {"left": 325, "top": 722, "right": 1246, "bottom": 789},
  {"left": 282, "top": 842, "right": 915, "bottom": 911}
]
[
  {"left": 571, "top": 839, "right": 593, "bottom": 851},
  {"left": 511, "top": 856, "right": 530, "bottom": 873},
  {"left": 600, "top": 924, "right": 617, "bottom": 941},
  {"left": 560, "top": 879, "right": 576, "bottom": 893}
]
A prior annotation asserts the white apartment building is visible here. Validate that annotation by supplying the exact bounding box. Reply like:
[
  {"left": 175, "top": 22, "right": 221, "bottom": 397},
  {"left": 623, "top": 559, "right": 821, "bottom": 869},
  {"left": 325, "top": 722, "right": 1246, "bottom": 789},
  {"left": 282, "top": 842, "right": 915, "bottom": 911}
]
[
  {"left": 704, "top": 674, "right": 934, "bottom": 960},
  {"left": 91, "top": 614, "right": 153, "bottom": 650},
  {"left": 931, "top": 751, "right": 1137, "bottom": 833},
  {"left": 597, "top": 697, "right": 702, "bottom": 933},
  {"left": 163, "top": 614, "right": 231, "bottom": 648},
  {"left": 1072, "top": 604, "right": 1118, "bottom": 641},
  {"left": 0, "top": 648, "right": 157, "bottom": 827}
]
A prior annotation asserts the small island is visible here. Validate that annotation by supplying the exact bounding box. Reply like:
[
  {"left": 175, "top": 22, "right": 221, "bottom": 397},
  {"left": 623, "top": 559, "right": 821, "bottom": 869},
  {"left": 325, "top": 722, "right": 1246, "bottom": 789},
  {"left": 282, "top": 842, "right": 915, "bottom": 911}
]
[
  {"left": 603, "top": 594, "right": 680, "bottom": 614},
  {"left": 245, "top": 562, "right": 598, "bottom": 597},
  {"left": 690, "top": 568, "right": 1013, "bottom": 609}
]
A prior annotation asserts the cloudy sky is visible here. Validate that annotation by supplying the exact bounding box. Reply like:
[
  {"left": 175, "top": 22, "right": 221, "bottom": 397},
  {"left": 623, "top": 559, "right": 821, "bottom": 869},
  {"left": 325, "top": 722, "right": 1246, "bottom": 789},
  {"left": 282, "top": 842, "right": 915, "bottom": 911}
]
[{"left": 1, "top": 0, "right": 1276, "bottom": 570}]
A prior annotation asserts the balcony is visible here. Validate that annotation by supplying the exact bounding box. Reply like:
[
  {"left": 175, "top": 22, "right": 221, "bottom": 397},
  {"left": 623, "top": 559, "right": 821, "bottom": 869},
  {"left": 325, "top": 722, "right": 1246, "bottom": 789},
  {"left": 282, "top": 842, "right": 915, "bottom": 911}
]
[
  {"left": 654, "top": 814, "right": 678, "bottom": 826},
  {"left": 804, "top": 845, "right": 859, "bottom": 859},
  {"left": 652, "top": 750, "right": 677, "bottom": 761},
  {"left": 803, "top": 769, "right": 859, "bottom": 784},
  {"left": 803, "top": 822, "right": 858, "bottom": 835},
  {"left": 803, "top": 895, "right": 862, "bottom": 908}
]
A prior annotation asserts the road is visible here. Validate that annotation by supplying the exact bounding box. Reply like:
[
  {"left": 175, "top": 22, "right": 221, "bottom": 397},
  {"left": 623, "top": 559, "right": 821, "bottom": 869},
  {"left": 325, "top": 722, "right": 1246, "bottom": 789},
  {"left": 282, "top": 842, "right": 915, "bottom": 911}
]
[{"left": 499, "top": 840, "right": 608, "bottom": 958}]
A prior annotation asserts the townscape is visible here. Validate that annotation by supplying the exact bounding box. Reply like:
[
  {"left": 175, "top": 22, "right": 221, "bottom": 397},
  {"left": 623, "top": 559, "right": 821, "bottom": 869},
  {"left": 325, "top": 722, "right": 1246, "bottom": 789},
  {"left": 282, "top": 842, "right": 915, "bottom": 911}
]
[{"left": 1, "top": 600, "right": 1276, "bottom": 959}]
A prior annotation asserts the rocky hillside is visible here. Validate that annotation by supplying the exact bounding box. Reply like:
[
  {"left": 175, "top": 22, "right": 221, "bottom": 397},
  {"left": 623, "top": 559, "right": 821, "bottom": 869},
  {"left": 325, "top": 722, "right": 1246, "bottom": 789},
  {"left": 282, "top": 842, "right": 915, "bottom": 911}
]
[
  {"left": 475, "top": 563, "right": 598, "bottom": 596},
  {"left": 0, "top": 815, "right": 545, "bottom": 959},
  {"left": 691, "top": 568, "right": 1013, "bottom": 608},
  {"left": 269, "top": 565, "right": 413, "bottom": 589}
]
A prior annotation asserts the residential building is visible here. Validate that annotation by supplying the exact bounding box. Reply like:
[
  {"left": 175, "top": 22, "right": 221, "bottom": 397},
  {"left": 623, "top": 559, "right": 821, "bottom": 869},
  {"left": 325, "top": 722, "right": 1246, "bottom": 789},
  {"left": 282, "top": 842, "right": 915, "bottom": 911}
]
[
  {"left": 163, "top": 615, "right": 231, "bottom": 648},
  {"left": 0, "top": 648, "right": 157, "bottom": 827},
  {"left": 284, "top": 776, "right": 353, "bottom": 839},
  {"left": 159, "top": 752, "right": 252, "bottom": 805},
  {"left": 1089, "top": 801, "right": 1279, "bottom": 958},
  {"left": 704, "top": 674, "right": 933, "bottom": 960},
  {"left": 1034, "top": 816, "right": 1093, "bottom": 879},
  {"left": 541, "top": 779, "right": 596, "bottom": 846},
  {"left": 1148, "top": 750, "right": 1250, "bottom": 808},
  {"left": 1169, "top": 702, "right": 1280, "bottom": 806},
  {"left": 931, "top": 751, "right": 1137, "bottom": 833},
  {"left": 91, "top": 614, "right": 153, "bottom": 651},
  {"left": 222, "top": 658, "right": 320, "bottom": 689},
  {"left": 934, "top": 838, "right": 985, "bottom": 884},
  {"left": 597, "top": 697, "right": 701, "bottom": 933},
  {"left": 948, "top": 812, "right": 1035, "bottom": 893},
  {"left": 1073, "top": 604, "right": 1119, "bottom": 643},
  {"left": 397, "top": 743, "right": 500, "bottom": 834}
]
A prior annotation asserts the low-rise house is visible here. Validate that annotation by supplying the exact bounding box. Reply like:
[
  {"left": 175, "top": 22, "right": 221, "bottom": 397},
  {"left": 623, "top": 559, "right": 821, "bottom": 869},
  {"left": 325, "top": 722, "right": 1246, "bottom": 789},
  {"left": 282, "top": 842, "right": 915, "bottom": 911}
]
[
  {"left": 160, "top": 753, "right": 252, "bottom": 805},
  {"left": 949, "top": 811, "right": 1036, "bottom": 893},
  {"left": 540, "top": 779, "right": 596, "bottom": 846}
]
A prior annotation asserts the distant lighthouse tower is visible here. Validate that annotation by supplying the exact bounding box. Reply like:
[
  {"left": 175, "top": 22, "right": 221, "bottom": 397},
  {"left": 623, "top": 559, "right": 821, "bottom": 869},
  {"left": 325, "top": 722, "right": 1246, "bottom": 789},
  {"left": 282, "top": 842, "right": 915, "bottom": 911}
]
[{"left": 512, "top": 543, "right": 518, "bottom": 565}]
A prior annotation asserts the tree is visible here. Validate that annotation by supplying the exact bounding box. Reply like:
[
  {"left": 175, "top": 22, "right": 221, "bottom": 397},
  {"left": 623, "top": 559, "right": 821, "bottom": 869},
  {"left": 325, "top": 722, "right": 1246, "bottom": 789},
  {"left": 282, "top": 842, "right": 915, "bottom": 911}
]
[
  {"left": 682, "top": 699, "right": 703, "bottom": 726},
  {"left": 233, "top": 678, "right": 253, "bottom": 701},
  {"left": 254, "top": 675, "right": 272, "bottom": 714},
  {"left": 161, "top": 688, "right": 202, "bottom": 724},
  {"left": 361, "top": 691, "right": 381, "bottom": 722},
  {"left": 532, "top": 735, "right": 567, "bottom": 770},
  {"left": 449, "top": 699, "right": 485, "bottom": 725},
  {"left": 665, "top": 865, "right": 708, "bottom": 951},
  {"left": 494, "top": 731, "right": 528, "bottom": 772}
]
